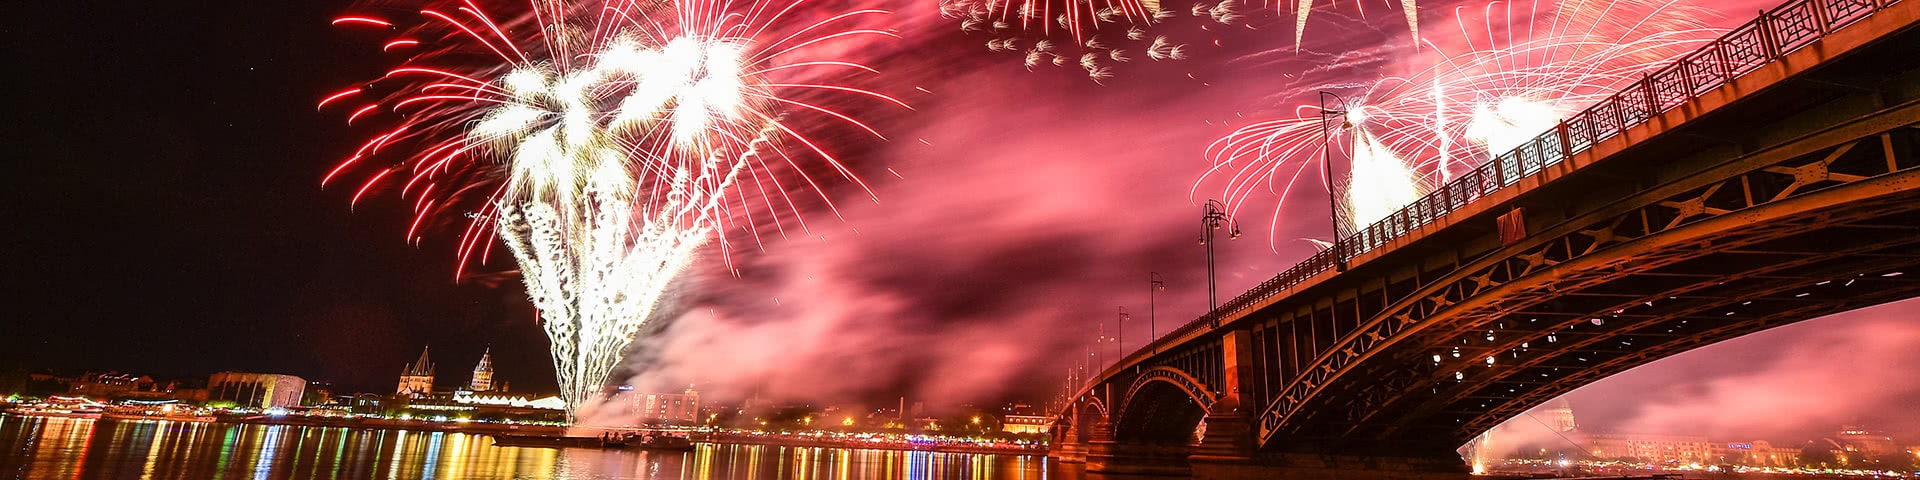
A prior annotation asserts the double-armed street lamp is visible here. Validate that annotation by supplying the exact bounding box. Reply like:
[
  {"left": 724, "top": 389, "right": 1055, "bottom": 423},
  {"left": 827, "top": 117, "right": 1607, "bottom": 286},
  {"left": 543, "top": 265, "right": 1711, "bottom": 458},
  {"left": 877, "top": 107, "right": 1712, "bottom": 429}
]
[
  {"left": 1199, "top": 199, "right": 1241, "bottom": 328},
  {"left": 1318, "top": 91, "right": 1352, "bottom": 269}
]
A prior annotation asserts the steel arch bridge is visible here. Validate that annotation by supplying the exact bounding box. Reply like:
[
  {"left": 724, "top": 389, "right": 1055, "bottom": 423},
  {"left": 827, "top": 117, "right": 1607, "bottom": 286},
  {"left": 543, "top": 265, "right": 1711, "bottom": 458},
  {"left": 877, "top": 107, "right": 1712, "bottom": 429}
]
[{"left": 1050, "top": 1, "right": 1920, "bottom": 477}]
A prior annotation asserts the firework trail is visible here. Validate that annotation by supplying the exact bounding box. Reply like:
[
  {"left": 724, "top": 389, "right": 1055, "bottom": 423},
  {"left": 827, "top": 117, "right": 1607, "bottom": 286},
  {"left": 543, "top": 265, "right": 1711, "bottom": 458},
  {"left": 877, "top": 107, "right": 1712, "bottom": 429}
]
[
  {"left": 323, "top": 0, "right": 900, "bottom": 418},
  {"left": 1197, "top": 0, "right": 1721, "bottom": 246}
]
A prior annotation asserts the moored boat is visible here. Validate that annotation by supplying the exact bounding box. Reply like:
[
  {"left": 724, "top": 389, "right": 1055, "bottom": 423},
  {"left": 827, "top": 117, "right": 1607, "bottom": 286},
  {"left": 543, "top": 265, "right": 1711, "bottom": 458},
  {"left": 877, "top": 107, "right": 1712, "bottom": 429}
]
[
  {"left": 632, "top": 434, "right": 695, "bottom": 452},
  {"left": 4, "top": 404, "right": 105, "bottom": 420},
  {"left": 491, "top": 434, "right": 614, "bottom": 448}
]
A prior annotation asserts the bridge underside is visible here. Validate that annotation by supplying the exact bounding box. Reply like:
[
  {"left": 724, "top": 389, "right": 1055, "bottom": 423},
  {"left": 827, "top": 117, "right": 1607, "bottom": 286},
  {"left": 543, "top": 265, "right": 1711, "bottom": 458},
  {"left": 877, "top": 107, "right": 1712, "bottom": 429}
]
[{"left": 1293, "top": 141, "right": 1920, "bottom": 454}]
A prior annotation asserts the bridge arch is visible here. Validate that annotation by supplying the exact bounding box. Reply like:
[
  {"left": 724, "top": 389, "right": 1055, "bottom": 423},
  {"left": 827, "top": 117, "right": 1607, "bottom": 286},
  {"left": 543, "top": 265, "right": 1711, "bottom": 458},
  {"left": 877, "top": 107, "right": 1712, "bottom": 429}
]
[
  {"left": 1112, "top": 367, "right": 1216, "bottom": 444},
  {"left": 1065, "top": 395, "right": 1109, "bottom": 440}
]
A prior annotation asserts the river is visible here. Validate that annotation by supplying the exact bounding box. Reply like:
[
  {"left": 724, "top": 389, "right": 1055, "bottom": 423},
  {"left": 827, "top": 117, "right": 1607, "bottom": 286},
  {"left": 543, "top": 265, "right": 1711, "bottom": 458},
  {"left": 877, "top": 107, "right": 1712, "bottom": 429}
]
[{"left": 0, "top": 414, "right": 1075, "bottom": 480}]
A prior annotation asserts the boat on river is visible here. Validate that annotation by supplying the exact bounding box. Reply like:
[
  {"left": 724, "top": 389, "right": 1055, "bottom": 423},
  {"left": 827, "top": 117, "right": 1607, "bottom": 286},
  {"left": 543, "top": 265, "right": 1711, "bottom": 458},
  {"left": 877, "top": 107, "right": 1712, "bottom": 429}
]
[
  {"left": 632, "top": 433, "right": 694, "bottom": 452},
  {"left": 491, "top": 432, "right": 695, "bottom": 451},
  {"left": 491, "top": 434, "right": 612, "bottom": 448},
  {"left": 4, "top": 403, "right": 105, "bottom": 420}
]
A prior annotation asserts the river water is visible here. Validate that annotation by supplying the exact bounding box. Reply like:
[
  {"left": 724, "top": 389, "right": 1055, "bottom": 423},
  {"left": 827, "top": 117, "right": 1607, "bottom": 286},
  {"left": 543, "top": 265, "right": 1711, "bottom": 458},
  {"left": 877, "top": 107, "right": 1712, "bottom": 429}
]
[{"left": 0, "top": 414, "right": 1075, "bottom": 480}]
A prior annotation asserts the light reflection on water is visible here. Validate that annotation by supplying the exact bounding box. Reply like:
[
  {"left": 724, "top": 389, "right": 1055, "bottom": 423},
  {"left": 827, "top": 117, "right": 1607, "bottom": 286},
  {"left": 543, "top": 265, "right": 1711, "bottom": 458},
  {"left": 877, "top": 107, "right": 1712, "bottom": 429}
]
[{"left": 0, "top": 414, "right": 1075, "bottom": 480}]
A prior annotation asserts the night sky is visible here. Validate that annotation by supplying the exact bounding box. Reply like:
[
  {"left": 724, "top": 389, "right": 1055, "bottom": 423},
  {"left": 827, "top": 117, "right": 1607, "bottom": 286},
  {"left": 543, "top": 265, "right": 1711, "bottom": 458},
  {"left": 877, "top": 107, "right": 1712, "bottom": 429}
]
[
  {"left": 6, "top": 1, "right": 550, "bottom": 393},
  {"left": 4, "top": 0, "right": 1914, "bottom": 443}
]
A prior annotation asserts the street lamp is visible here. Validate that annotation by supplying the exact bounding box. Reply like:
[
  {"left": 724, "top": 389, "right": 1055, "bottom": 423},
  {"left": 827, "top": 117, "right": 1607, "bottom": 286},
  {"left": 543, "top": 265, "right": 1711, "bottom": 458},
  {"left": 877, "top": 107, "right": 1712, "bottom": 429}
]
[
  {"left": 1096, "top": 322, "right": 1105, "bottom": 370},
  {"left": 1148, "top": 272, "right": 1165, "bottom": 352},
  {"left": 1199, "top": 199, "right": 1241, "bottom": 328},
  {"left": 1116, "top": 306, "right": 1129, "bottom": 360},
  {"left": 1318, "top": 91, "right": 1352, "bottom": 269}
]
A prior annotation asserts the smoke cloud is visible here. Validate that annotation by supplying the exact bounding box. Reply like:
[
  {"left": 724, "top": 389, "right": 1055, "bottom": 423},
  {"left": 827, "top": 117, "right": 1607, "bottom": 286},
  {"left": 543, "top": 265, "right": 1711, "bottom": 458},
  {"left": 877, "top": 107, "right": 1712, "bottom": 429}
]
[
  {"left": 600, "top": 0, "right": 1919, "bottom": 434},
  {"left": 1559, "top": 304, "right": 1920, "bottom": 442}
]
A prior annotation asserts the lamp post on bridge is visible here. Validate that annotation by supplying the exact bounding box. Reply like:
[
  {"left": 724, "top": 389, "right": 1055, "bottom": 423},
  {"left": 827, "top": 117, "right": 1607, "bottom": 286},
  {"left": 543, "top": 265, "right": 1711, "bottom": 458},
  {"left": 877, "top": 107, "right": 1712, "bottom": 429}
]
[
  {"left": 1116, "top": 306, "right": 1129, "bottom": 361},
  {"left": 1149, "top": 272, "right": 1165, "bottom": 352},
  {"left": 1200, "top": 199, "right": 1241, "bottom": 328},
  {"left": 1318, "top": 91, "right": 1352, "bottom": 270}
]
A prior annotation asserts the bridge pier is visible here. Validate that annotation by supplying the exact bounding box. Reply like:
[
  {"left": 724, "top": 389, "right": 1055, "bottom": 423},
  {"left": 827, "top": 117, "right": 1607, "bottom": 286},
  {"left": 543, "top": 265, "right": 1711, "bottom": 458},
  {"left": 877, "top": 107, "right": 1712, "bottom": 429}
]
[
  {"left": 1187, "top": 328, "right": 1470, "bottom": 479},
  {"left": 1052, "top": 441, "right": 1087, "bottom": 463},
  {"left": 1078, "top": 420, "right": 1195, "bottom": 476},
  {"left": 1051, "top": 442, "right": 1087, "bottom": 464},
  {"left": 1189, "top": 409, "right": 1255, "bottom": 463},
  {"left": 1050, "top": 418, "right": 1087, "bottom": 463}
]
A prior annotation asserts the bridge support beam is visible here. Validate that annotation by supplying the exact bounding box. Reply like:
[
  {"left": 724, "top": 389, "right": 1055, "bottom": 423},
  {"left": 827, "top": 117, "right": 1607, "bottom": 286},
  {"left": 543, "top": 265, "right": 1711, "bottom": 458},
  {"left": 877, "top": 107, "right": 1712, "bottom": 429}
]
[
  {"left": 1192, "top": 329, "right": 1257, "bottom": 462},
  {"left": 1192, "top": 330, "right": 1470, "bottom": 479},
  {"left": 1052, "top": 444, "right": 1086, "bottom": 463},
  {"left": 1050, "top": 427, "right": 1086, "bottom": 463}
]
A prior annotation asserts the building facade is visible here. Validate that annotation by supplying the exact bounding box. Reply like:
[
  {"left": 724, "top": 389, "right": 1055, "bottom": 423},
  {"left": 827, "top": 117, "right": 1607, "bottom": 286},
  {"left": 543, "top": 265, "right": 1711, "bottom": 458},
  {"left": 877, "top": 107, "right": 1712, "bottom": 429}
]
[
  {"left": 396, "top": 346, "right": 434, "bottom": 399},
  {"left": 1541, "top": 398, "right": 1577, "bottom": 433},
  {"left": 208, "top": 372, "right": 306, "bottom": 409},
  {"left": 1833, "top": 425, "right": 1898, "bottom": 459},
  {"left": 1715, "top": 441, "right": 1801, "bottom": 467},
  {"left": 624, "top": 387, "right": 700, "bottom": 424},
  {"left": 69, "top": 372, "right": 155, "bottom": 398},
  {"left": 1002, "top": 414, "right": 1051, "bottom": 434},
  {"left": 1586, "top": 433, "right": 1715, "bottom": 464}
]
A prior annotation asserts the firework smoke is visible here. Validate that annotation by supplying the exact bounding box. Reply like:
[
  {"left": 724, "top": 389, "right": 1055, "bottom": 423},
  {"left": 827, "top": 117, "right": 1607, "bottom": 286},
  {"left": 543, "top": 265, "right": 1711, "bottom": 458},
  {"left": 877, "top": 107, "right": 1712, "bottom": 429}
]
[
  {"left": 325, "top": 0, "right": 898, "bottom": 418},
  {"left": 1198, "top": 0, "right": 1721, "bottom": 245}
]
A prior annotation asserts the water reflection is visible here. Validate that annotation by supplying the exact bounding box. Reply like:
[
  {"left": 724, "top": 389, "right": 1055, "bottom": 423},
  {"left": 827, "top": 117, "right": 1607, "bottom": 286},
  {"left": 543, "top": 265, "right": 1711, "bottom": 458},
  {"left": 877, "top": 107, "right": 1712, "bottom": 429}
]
[{"left": 0, "top": 414, "right": 1075, "bottom": 480}]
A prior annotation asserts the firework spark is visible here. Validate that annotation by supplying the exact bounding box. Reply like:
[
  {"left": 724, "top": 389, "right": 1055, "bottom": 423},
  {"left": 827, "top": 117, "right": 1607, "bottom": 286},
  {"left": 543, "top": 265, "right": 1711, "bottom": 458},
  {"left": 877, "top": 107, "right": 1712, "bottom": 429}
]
[
  {"left": 940, "top": 0, "right": 1187, "bottom": 82},
  {"left": 324, "top": 0, "right": 899, "bottom": 418},
  {"left": 941, "top": 0, "right": 1420, "bottom": 78},
  {"left": 1198, "top": 0, "right": 1722, "bottom": 245}
]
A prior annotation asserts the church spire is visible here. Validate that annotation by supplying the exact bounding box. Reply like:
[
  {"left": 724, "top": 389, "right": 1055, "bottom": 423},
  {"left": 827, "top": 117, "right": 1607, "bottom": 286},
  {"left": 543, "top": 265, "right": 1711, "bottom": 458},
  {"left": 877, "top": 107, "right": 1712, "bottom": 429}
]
[
  {"left": 408, "top": 345, "right": 435, "bottom": 376},
  {"left": 397, "top": 345, "right": 436, "bottom": 398},
  {"left": 469, "top": 346, "right": 495, "bottom": 391}
]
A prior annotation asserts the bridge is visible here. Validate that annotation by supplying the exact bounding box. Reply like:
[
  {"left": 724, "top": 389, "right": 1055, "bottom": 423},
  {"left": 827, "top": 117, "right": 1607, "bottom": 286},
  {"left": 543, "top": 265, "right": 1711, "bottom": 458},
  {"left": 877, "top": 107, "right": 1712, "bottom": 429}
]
[{"left": 1050, "top": 0, "right": 1920, "bottom": 477}]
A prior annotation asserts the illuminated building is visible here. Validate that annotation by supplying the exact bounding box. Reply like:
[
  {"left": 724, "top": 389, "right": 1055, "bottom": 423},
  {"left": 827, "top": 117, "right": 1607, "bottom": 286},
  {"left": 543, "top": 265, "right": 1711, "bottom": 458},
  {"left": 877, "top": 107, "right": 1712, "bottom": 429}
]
[
  {"left": 1833, "top": 425, "right": 1898, "bottom": 459},
  {"left": 1541, "top": 398, "right": 1577, "bottom": 433},
  {"left": 304, "top": 381, "right": 333, "bottom": 406},
  {"left": 468, "top": 347, "right": 494, "bottom": 391},
  {"left": 623, "top": 386, "right": 700, "bottom": 424},
  {"left": 208, "top": 372, "right": 307, "bottom": 409},
  {"left": 396, "top": 346, "right": 435, "bottom": 399},
  {"left": 451, "top": 391, "right": 566, "bottom": 410},
  {"left": 1002, "top": 414, "right": 1051, "bottom": 434},
  {"left": 1715, "top": 441, "right": 1801, "bottom": 467},
  {"left": 1586, "top": 433, "right": 1714, "bottom": 464},
  {"left": 69, "top": 372, "right": 155, "bottom": 398}
]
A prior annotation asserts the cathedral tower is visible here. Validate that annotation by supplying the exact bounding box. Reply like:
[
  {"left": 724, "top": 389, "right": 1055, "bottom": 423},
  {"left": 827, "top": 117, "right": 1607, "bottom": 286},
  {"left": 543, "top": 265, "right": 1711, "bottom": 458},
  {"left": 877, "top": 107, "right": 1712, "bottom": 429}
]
[
  {"left": 396, "top": 346, "right": 435, "bottom": 398},
  {"left": 469, "top": 347, "right": 494, "bottom": 392}
]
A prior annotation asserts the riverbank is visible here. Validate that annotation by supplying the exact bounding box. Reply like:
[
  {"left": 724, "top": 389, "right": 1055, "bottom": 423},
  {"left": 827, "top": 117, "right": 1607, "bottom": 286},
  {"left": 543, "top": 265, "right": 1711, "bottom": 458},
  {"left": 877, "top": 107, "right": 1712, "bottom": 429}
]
[
  {"left": 2, "top": 412, "right": 1046, "bottom": 456},
  {"left": 0, "top": 411, "right": 566, "bottom": 436}
]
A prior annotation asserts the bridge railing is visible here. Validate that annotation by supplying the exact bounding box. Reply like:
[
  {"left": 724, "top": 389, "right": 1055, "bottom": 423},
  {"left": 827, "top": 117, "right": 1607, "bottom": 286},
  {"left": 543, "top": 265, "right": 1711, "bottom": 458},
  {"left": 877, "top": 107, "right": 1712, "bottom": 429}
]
[{"left": 1154, "top": 0, "right": 1905, "bottom": 347}]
